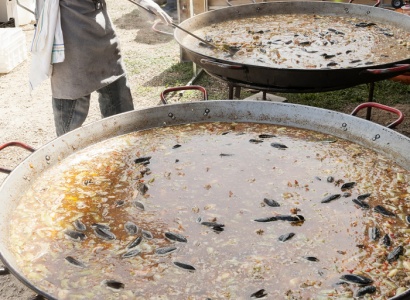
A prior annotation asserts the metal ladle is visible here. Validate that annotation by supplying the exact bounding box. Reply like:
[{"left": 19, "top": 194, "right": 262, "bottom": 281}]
[{"left": 126, "top": 0, "right": 240, "bottom": 56}]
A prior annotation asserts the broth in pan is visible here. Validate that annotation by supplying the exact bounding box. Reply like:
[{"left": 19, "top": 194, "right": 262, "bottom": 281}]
[
  {"left": 8, "top": 122, "right": 410, "bottom": 299},
  {"left": 189, "top": 14, "right": 410, "bottom": 69}
]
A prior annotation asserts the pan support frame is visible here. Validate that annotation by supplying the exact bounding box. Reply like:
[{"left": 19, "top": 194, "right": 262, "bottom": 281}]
[{"left": 208, "top": 72, "right": 378, "bottom": 121}]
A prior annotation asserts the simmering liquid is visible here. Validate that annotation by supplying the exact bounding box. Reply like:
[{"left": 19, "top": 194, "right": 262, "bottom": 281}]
[
  {"left": 188, "top": 14, "right": 410, "bottom": 69},
  {"left": 8, "top": 123, "right": 410, "bottom": 299}
]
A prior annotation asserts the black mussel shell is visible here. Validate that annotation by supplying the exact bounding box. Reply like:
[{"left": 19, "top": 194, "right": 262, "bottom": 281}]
[
  {"left": 94, "top": 227, "right": 116, "bottom": 241},
  {"left": 321, "top": 194, "right": 341, "bottom": 203},
  {"left": 122, "top": 248, "right": 141, "bottom": 258},
  {"left": 276, "top": 215, "right": 304, "bottom": 222},
  {"left": 173, "top": 261, "right": 196, "bottom": 271},
  {"left": 355, "top": 22, "right": 376, "bottom": 27},
  {"left": 369, "top": 227, "right": 380, "bottom": 241},
  {"left": 374, "top": 205, "right": 396, "bottom": 217},
  {"left": 156, "top": 246, "right": 177, "bottom": 255},
  {"left": 352, "top": 198, "right": 370, "bottom": 209},
  {"left": 104, "top": 280, "right": 125, "bottom": 290},
  {"left": 382, "top": 234, "right": 391, "bottom": 247},
  {"left": 127, "top": 236, "right": 142, "bottom": 249},
  {"left": 254, "top": 216, "right": 277, "bottom": 223},
  {"left": 201, "top": 221, "right": 225, "bottom": 232},
  {"left": 341, "top": 182, "right": 356, "bottom": 190},
  {"left": 124, "top": 221, "right": 138, "bottom": 235},
  {"left": 219, "top": 153, "right": 234, "bottom": 157},
  {"left": 73, "top": 219, "right": 86, "bottom": 231},
  {"left": 137, "top": 183, "right": 148, "bottom": 195},
  {"left": 387, "top": 245, "right": 404, "bottom": 263},
  {"left": 357, "top": 193, "right": 371, "bottom": 200},
  {"left": 250, "top": 288, "right": 268, "bottom": 298},
  {"left": 270, "top": 142, "right": 288, "bottom": 149},
  {"left": 133, "top": 200, "right": 145, "bottom": 210},
  {"left": 142, "top": 230, "right": 153, "bottom": 239},
  {"left": 91, "top": 223, "right": 110, "bottom": 230},
  {"left": 356, "top": 285, "right": 376, "bottom": 297},
  {"left": 165, "top": 232, "right": 188, "bottom": 243},
  {"left": 263, "top": 198, "right": 280, "bottom": 207},
  {"left": 278, "top": 232, "right": 295, "bottom": 242},
  {"left": 201, "top": 221, "right": 225, "bottom": 228},
  {"left": 64, "top": 230, "right": 86, "bottom": 242},
  {"left": 304, "top": 256, "right": 319, "bottom": 262},
  {"left": 259, "top": 134, "right": 275, "bottom": 138},
  {"left": 340, "top": 274, "right": 373, "bottom": 285},
  {"left": 134, "top": 156, "right": 151, "bottom": 164},
  {"left": 65, "top": 256, "right": 87, "bottom": 268}
]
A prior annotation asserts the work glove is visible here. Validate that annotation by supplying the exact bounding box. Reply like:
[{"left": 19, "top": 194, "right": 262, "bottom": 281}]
[{"left": 138, "top": 0, "right": 173, "bottom": 25}]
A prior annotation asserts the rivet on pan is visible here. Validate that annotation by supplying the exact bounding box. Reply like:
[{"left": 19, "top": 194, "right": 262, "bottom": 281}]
[
  {"left": 168, "top": 113, "right": 176, "bottom": 120},
  {"left": 45, "top": 155, "right": 51, "bottom": 161},
  {"left": 372, "top": 134, "right": 380, "bottom": 141},
  {"left": 344, "top": 8, "right": 349, "bottom": 13},
  {"left": 0, "top": 266, "right": 10, "bottom": 275},
  {"left": 366, "top": 10, "right": 371, "bottom": 15},
  {"left": 341, "top": 123, "right": 348, "bottom": 131},
  {"left": 204, "top": 108, "right": 210, "bottom": 116}
]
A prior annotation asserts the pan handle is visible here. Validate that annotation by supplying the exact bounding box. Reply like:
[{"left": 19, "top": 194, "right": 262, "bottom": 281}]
[
  {"left": 160, "top": 85, "right": 208, "bottom": 104},
  {"left": 364, "top": 64, "right": 410, "bottom": 75},
  {"left": 0, "top": 142, "right": 36, "bottom": 174},
  {"left": 349, "top": 0, "right": 381, "bottom": 7},
  {"left": 226, "top": 0, "right": 256, "bottom": 6},
  {"left": 200, "top": 59, "right": 246, "bottom": 70},
  {"left": 351, "top": 102, "right": 404, "bottom": 129}
]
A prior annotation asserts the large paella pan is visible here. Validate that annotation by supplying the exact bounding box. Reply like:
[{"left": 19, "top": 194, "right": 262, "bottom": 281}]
[{"left": 0, "top": 101, "right": 410, "bottom": 299}]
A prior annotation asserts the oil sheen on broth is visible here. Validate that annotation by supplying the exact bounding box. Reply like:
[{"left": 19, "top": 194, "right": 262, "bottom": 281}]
[
  {"left": 8, "top": 123, "right": 410, "bottom": 299},
  {"left": 188, "top": 14, "right": 410, "bottom": 69}
]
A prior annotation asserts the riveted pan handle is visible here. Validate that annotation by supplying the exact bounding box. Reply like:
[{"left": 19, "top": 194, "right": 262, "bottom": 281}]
[
  {"left": 349, "top": 0, "right": 381, "bottom": 7},
  {"left": 160, "top": 85, "right": 208, "bottom": 104},
  {"left": 0, "top": 142, "right": 36, "bottom": 174},
  {"left": 364, "top": 64, "right": 410, "bottom": 75},
  {"left": 226, "top": 0, "right": 256, "bottom": 6},
  {"left": 200, "top": 58, "right": 246, "bottom": 70},
  {"left": 351, "top": 102, "right": 404, "bottom": 129}
]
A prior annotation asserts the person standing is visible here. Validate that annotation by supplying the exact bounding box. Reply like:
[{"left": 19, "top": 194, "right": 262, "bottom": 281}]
[{"left": 31, "top": 0, "right": 172, "bottom": 136}]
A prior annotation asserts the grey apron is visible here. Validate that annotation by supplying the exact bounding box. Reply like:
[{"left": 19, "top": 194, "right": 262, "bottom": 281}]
[{"left": 51, "top": 0, "right": 126, "bottom": 99}]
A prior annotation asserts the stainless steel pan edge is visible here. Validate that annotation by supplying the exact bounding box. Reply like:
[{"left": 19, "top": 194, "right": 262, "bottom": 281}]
[{"left": 1, "top": 100, "right": 409, "bottom": 299}]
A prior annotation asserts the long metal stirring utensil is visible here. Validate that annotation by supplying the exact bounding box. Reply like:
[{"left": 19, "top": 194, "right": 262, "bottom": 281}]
[{"left": 126, "top": 0, "right": 239, "bottom": 56}]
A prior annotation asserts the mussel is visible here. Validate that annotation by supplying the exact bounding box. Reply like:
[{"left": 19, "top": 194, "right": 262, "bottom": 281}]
[
  {"left": 156, "top": 246, "right": 177, "bottom": 255},
  {"left": 173, "top": 261, "right": 196, "bottom": 271},
  {"left": 321, "top": 194, "right": 341, "bottom": 203},
  {"left": 374, "top": 205, "right": 396, "bottom": 217},
  {"left": 64, "top": 230, "right": 86, "bottom": 242},
  {"left": 65, "top": 256, "right": 87, "bottom": 268},
  {"left": 263, "top": 198, "right": 280, "bottom": 207},
  {"left": 340, "top": 274, "right": 373, "bottom": 285},
  {"left": 278, "top": 232, "right": 295, "bottom": 242},
  {"left": 387, "top": 245, "right": 404, "bottom": 263},
  {"left": 165, "top": 232, "right": 188, "bottom": 243}
]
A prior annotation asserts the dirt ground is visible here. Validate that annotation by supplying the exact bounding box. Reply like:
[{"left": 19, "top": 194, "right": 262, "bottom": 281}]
[{"left": 0, "top": 1, "right": 410, "bottom": 299}]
